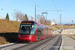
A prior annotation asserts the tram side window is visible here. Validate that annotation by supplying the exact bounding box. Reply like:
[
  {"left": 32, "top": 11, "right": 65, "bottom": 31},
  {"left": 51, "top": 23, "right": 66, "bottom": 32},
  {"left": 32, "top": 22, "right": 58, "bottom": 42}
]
[
  {"left": 45, "top": 28, "right": 48, "bottom": 36},
  {"left": 31, "top": 25, "right": 36, "bottom": 35},
  {"left": 50, "top": 30, "right": 53, "bottom": 34},
  {"left": 37, "top": 25, "right": 43, "bottom": 37},
  {"left": 50, "top": 29, "right": 52, "bottom": 34},
  {"left": 49, "top": 29, "right": 50, "bottom": 35}
]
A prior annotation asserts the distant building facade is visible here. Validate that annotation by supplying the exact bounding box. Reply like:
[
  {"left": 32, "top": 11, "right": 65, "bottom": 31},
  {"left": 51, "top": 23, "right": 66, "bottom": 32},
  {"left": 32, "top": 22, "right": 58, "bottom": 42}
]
[
  {"left": 0, "top": 16, "right": 1, "bottom": 19},
  {"left": 51, "top": 21, "right": 55, "bottom": 25}
]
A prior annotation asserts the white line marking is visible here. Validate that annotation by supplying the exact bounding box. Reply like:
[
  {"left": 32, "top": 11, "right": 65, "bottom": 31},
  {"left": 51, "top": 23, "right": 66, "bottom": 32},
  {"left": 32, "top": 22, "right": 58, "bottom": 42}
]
[
  {"left": 60, "top": 35, "right": 63, "bottom": 50},
  {"left": 1, "top": 44, "right": 27, "bottom": 50},
  {"left": 0, "top": 43, "right": 15, "bottom": 47}
]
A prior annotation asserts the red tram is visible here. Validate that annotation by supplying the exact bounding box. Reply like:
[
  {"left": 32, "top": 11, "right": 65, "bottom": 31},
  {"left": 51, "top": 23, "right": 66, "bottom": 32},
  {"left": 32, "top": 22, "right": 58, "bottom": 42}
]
[{"left": 18, "top": 21, "right": 52, "bottom": 42}]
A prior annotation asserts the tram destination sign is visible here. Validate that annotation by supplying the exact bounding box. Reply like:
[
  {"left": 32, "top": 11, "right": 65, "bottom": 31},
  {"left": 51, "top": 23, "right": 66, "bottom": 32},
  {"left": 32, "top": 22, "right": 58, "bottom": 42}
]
[{"left": 22, "top": 22, "right": 32, "bottom": 24}]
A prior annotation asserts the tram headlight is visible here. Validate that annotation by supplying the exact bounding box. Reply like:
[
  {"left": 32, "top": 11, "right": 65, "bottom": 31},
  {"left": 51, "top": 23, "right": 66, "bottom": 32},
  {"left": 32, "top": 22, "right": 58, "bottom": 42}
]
[
  {"left": 18, "top": 35, "right": 20, "bottom": 37},
  {"left": 29, "top": 35, "right": 31, "bottom": 39}
]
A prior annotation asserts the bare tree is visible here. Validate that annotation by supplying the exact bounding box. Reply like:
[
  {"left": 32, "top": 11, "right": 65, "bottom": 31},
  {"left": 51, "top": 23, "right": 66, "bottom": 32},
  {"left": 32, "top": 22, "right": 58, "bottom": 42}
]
[
  {"left": 19, "top": 14, "right": 29, "bottom": 21},
  {"left": 40, "top": 15, "right": 45, "bottom": 24},
  {"left": 37, "top": 14, "right": 45, "bottom": 24},
  {"left": 36, "top": 14, "right": 41, "bottom": 23},
  {"left": 30, "top": 16, "right": 34, "bottom": 21},
  {"left": 13, "top": 9, "right": 29, "bottom": 21},
  {"left": 46, "top": 20, "right": 51, "bottom": 25},
  {"left": 36, "top": 14, "right": 51, "bottom": 25},
  {"left": 19, "top": 13, "right": 25, "bottom": 21},
  {"left": 13, "top": 9, "right": 21, "bottom": 21}
]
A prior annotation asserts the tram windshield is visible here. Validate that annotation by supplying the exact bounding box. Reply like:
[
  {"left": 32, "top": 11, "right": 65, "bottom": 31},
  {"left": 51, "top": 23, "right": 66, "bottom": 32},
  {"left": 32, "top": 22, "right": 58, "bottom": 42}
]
[{"left": 19, "top": 22, "right": 36, "bottom": 35}]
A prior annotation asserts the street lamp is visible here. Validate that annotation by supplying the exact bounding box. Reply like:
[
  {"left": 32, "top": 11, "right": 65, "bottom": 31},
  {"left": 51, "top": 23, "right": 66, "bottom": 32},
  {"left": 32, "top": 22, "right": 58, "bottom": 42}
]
[
  {"left": 72, "top": 20, "right": 74, "bottom": 37},
  {"left": 67, "top": 24, "right": 68, "bottom": 35},
  {"left": 42, "top": 12, "right": 48, "bottom": 25},
  {"left": 42, "top": 12, "right": 48, "bottom": 20},
  {"left": 60, "top": 14, "right": 62, "bottom": 34},
  {"left": 1, "top": 9, "right": 3, "bottom": 19}
]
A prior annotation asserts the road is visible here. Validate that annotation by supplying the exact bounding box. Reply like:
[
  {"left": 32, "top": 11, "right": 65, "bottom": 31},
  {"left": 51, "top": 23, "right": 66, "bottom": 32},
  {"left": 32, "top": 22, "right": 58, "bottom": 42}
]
[{"left": 0, "top": 35, "right": 62, "bottom": 50}]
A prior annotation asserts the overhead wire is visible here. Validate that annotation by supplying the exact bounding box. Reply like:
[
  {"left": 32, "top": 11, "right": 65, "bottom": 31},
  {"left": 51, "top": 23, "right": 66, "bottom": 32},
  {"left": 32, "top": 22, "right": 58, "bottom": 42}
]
[
  {"left": 31, "top": 0, "right": 42, "bottom": 10},
  {"left": 52, "top": 0, "right": 58, "bottom": 12}
]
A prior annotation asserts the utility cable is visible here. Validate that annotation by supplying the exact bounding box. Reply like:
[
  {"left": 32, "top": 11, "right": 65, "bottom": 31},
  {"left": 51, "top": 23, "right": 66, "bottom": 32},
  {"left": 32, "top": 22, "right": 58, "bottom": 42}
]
[
  {"left": 32, "top": 0, "right": 42, "bottom": 10},
  {"left": 52, "top": 0, "right": 58, "bottom": 12}
]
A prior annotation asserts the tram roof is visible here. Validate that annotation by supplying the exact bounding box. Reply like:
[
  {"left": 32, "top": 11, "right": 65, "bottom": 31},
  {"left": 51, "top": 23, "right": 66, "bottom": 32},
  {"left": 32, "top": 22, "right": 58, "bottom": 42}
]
[{"left": 22, "top": 21, "right": 51, "bottom": 29}]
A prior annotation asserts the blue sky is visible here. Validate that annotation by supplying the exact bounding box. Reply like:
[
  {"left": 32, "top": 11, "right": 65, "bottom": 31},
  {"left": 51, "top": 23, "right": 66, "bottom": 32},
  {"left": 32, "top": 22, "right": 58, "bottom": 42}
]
[{"left": 0, "top": 0, "right": 75, "bottom": 24}]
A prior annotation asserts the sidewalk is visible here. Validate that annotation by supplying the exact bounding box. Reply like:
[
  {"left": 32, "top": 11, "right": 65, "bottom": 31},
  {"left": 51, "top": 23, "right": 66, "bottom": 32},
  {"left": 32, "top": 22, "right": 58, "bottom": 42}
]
[{"left": 60, "top": 35, "right": 75, "bottom": 50}]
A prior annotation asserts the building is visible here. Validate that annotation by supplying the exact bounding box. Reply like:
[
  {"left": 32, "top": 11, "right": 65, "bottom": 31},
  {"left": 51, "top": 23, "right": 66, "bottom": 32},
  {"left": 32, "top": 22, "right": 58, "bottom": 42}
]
[
  {"left": 0, "top": 16, "right": 1, "bottom": 19},
  {"left": 51, "top": 21, "right": 55, "bottom": 25}
]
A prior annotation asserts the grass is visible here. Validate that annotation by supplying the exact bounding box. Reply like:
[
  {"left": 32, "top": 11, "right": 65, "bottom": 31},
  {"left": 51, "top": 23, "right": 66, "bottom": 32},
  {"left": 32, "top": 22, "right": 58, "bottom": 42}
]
[
  {"left": 48, "top": 25, "right": 75, "bottom": 31},
  {"left": 0, "top": 19, "right": 20, "bottom": 45},
  {"left": 64, "top": 34, "right": 75, "bottom": 39},
  {"left": 0, "top": 36, "right": 9, "bottom": 45},
  {"left": 0, "top": 19, "right": 20, "bottom": 33},
  {"left": 68, "top": 34, "right": 75, "bottom": 39},
  {"left": 52, "top": 34, "right": 60, "bottom": 35}
]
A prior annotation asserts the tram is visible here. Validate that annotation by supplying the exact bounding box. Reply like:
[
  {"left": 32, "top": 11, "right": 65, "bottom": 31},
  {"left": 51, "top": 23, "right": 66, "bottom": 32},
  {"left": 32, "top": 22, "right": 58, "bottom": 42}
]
[{"left": 18, "top": 21, "right": 52, "bottom": 42}]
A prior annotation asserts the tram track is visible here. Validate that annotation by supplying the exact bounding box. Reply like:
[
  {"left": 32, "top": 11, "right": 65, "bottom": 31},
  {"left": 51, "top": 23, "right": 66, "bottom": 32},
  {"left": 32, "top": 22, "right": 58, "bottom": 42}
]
[
  {"left": 0, "top": 35, "right": 59, "bottom": 50},
  {"left": 13, "top": 35, "right": 58, "bottom": 50}
]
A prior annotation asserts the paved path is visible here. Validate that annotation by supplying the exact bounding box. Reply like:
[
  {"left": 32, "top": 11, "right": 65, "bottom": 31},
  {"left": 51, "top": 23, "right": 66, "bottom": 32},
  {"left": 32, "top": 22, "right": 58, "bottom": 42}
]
[{"left": 60, "top": 35, "right": 75, "bottom": 50}]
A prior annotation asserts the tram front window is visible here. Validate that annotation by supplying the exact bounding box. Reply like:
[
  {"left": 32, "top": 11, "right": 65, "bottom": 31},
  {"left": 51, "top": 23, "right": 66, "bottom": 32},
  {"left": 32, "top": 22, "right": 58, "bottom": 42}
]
[
  {"left": 19, "top": 25, "right": 32, "bottom": 35},
  {"left": 19, "top": 25, "right": 36, "bottom": 35}
]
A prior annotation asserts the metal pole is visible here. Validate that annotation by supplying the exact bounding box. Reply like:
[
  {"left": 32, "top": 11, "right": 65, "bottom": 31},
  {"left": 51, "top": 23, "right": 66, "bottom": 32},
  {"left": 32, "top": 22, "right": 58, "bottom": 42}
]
[
  {"left": 60, "top": 14, "right": 61, "bottom": 34},
  {"left": 2, "top": 9, "right": 3, "bottom": 19},
  {"left": 46, "top": 14, "right": 47, "bottom": 20},
  {"left": 72, "top": 21, "right": 74, "bottom": 37},
  {"left": 42, "top": 14, "right": 44, "bottom": 24},
  {"left": 60, "top": 14, "right": 61, "bottom": 25},
  {"left": 67, "top": 25, "right": 68, "bottom": 35},
  {"left": 42, "top": 12, "right": 48, "bottom": 25},
  {"left": 54, "top": 22, "right": 56, "bottom": 34},
  {"left": 35, "top": 5, "right": 36, "bottom": 21},
  {"left": 45, "top": 13, "right": 47, "bottom": 25},
  {"left": 49, "top": 21, "right": 50, "bottom": 27},
  {"left": 72, "top": 24, "right": 73, "bottom": 37}
]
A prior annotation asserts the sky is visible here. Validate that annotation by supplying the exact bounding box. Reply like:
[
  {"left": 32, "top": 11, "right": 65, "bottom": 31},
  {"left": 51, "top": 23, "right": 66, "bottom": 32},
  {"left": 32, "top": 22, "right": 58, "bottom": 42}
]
[{"left": 0, "top": 0, "right": 75, "bottom": 24}]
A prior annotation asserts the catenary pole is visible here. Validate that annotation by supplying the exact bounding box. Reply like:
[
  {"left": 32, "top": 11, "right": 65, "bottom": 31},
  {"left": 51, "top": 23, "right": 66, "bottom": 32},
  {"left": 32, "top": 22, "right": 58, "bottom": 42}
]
[{"left": 35, "top": 5, "right": 36, "bottom": 21}]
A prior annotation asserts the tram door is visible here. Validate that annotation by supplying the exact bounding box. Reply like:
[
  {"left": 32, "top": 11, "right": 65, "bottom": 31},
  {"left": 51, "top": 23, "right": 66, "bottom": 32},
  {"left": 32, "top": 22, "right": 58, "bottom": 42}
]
[{"left": 45, "top": 27, "right": 48, "bottom": 37}]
